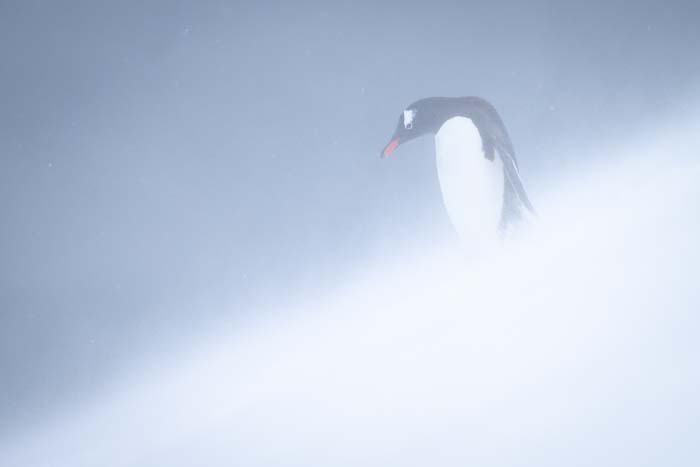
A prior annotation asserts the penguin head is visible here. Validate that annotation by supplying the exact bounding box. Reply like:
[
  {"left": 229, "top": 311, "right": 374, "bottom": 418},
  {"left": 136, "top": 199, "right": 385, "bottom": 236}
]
[{"left": 380, "top": 98, "right": 451, "bottom": 158}]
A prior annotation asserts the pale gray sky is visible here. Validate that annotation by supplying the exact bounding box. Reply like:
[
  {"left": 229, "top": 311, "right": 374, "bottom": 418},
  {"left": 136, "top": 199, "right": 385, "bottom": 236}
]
[{"left": 2, "top": 0, "right": 699, "bottom": 436}]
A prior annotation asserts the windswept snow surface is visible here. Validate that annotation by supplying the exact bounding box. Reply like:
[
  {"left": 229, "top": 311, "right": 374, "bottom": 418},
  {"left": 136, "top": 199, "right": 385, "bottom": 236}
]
[{"left": 3, "top": 115, "right": 700, "bottom": 466}]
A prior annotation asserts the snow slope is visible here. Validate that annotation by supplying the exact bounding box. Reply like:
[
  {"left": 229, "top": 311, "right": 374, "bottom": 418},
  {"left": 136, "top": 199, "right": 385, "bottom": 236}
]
[{"left": 2, "top": 113, "right": 700, "bottom": 467}]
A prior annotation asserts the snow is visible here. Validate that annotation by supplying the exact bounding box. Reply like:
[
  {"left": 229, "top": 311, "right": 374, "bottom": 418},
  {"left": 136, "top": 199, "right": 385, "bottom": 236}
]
[{"left": 2, "top": 113, "right": 700, "bottom": 467}]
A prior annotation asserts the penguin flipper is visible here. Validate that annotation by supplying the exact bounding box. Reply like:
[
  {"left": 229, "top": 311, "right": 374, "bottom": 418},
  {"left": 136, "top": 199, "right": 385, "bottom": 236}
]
[{"left": 501, "top": 151, "right": 536, "bottom": 215}]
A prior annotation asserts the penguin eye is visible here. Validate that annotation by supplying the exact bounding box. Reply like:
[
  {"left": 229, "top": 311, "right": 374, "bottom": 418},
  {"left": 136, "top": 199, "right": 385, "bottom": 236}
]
[{"left": 403, "top": 109, "right": 416, "bottom": 130}]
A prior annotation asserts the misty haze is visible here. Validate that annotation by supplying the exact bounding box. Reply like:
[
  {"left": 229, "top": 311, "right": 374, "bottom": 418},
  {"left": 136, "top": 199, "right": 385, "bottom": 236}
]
[{"left": 1, "top": 1, "right": 699, "bottom": 466}]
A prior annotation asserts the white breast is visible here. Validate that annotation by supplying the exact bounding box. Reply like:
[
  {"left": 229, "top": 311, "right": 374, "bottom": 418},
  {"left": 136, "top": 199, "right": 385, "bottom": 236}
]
[{"left": 434, "top": 116, "right": 504, "bottom": 245}]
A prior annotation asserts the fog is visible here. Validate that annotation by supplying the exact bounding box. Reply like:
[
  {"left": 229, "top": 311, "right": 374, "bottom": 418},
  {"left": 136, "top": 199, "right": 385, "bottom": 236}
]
[
  {"left": 3, "top": 109, "right": 700, "bottom": 465},
  {"left": 2, "top": 1, "right": 700, "bottom": 465}
]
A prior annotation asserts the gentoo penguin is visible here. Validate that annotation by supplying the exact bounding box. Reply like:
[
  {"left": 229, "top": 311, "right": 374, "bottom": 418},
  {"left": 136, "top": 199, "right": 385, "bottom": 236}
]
[{"left": 381, "top": 96, "right": 535, "bottom": 243}]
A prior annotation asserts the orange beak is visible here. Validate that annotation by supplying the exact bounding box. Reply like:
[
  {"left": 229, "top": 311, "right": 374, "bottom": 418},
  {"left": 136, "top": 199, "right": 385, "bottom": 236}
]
[{"left": 381, "top": 138, "right": 400, "bottom": 158}]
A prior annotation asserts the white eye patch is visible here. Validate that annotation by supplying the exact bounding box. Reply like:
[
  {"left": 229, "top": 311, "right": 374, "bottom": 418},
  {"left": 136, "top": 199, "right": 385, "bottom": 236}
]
[{"left": 403, "top": 109, "right": 416, "bottom": 129}]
